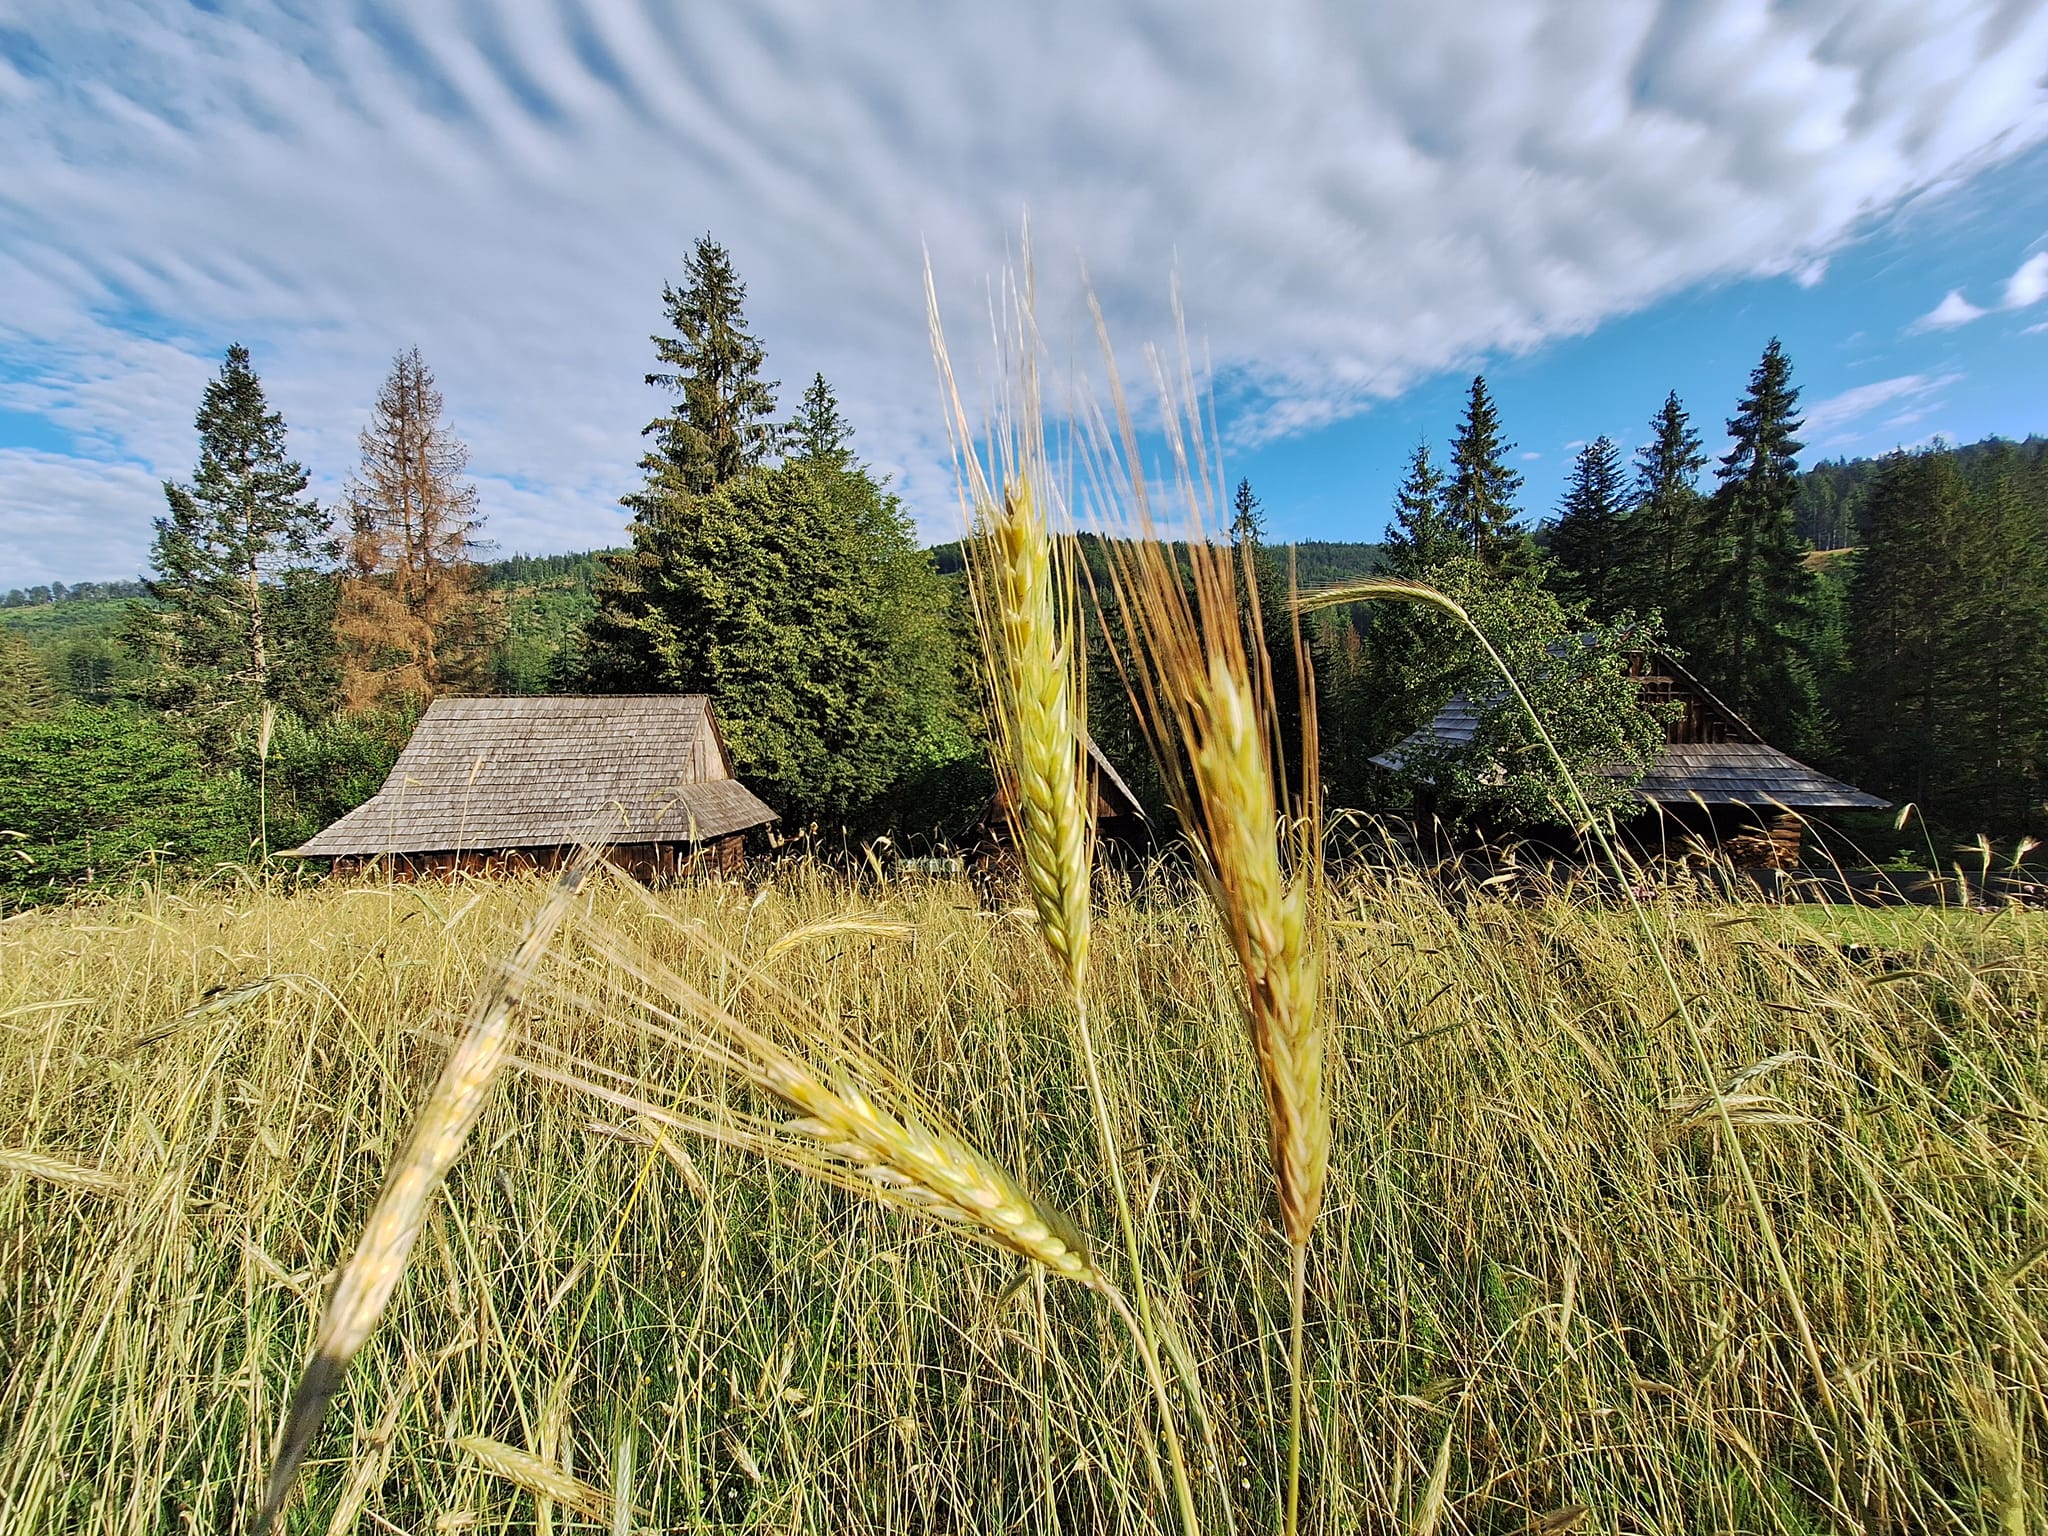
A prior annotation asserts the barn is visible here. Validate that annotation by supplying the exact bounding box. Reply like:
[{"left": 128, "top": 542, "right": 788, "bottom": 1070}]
[
  {"left": 289, "top": 695, "right": 777, "bottom": 877},
  {"left": 1376, "top": 649, "right": 1888, "bottom": 868}
]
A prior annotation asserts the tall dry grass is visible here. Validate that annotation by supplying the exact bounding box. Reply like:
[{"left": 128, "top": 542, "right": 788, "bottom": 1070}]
[{"left": 3, "top": 865, "right": 2045, "bottom": 1531}]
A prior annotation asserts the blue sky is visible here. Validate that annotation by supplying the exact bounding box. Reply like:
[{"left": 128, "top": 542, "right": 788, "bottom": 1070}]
[{"left": 2, "top": 1, "right": 2046, "bottom": 586}]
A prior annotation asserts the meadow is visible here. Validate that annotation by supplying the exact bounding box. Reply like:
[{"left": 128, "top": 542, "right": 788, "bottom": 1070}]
[{"left": 2, "top": 863, "right": 2042, "bottom": 1534}]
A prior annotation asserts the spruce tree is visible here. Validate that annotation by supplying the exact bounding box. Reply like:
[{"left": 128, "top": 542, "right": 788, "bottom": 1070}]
[
  {"left": 335, "top": 347, "right": 496, "bottom": 710},
  {"left": 585, "top": 237, "right": 781, "bottom": 685},
  {"left": 1381, "top": 440, "right": 1457, "bottom": 577},
  {"left": 1443, "top": 377, "right": 1529, "bottom": 572},
  {"left": 1547, "top": 435, "right": 1629, "bottom": 618},
  {"left": 126, "top": 344, "right": 336, "bottom": 738},
  {"left": 636, "top": 234, "right": 782, "bottom": 501},
  {"left": 1333, "top": 445, "right": 1462, "bottom": 793},
  {"left": 1618, "top": 391, "right": 1707, "bottom": 621},
  {"left": 791, "top": 372, "right": 854, "bottom": 471},
  {"left": 1842, "top": 451, "right": 1966, "bottom": 811},
  {"left": 1689, "top": 339, "right": 1814, "bottom": 740}
]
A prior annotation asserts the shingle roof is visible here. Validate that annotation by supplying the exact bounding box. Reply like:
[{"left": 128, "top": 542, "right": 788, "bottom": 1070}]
[
  {"left": 289, "top": 695, "right": 778, "bottom": 856},
  {"left": 1373, "top": 652, "right": 1889, "bottom": 811},
  {"left": 1632, "top": 743, "right": 1888, "bottom": 810}
]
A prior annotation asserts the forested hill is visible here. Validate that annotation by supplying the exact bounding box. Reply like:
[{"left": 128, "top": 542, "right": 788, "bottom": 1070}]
[{"left": 1797, "top": 434, "right": 2047, "bottom": 549}]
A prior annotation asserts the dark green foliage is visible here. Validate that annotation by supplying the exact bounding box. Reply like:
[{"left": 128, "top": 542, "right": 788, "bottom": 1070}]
[
  {"left": 585, "top": 258, "right": 973, "bottom": 828},
  {"left": 587, "top": 239, "right": 783, "bottom": 685},
  {"left": 0, "top": 628, "right": 58, "bottom": 728},
  {"left": 588, "top": 462, "right": 969, "bottom": 826},
  {"left": 1386, "top": 561, "right": 1666, "bottom": 831},
  {"left": 1444, "top": 377, "right": 1532, "bottom": 573},
  {"left": 125, "top": 345, "right": 339, "bottom": 741},
  {"left": 1615, "top": 391, "right": 1708, "bottom": 623},
  {"left": 1842, "top": 447, "right": 2048, "bottom": 830},
  {"left": 1, "top": 579, "right": 146, "bottom": 607},
  {"left": 1382, "top": 440, "right": 1457, "bottom": 578},
  {"left": 0, "top": 704, "right": 243, "bottom": 904},
  {"left": 634, "top": 234, "right": 782, "bottom": 502},
  {"left": 258, "top": 708, "right": 416, "bottom": 855},
  {"left": 1547, "top": 436, "right": 1629, "bottom": 619},
  {"left": 1326, "top": 443, "right": 1462, "bottom": 805},
  {"left": 791, "top": 372, "right": 855, "bottom": 470},
  {"left": 1686, "top": 339, "right": 1815, "bottom": 743}
]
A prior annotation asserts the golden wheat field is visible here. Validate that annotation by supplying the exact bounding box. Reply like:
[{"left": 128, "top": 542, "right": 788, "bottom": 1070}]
[{"left": 1, "top": 862, "right": 2043, "bottom": 1535}]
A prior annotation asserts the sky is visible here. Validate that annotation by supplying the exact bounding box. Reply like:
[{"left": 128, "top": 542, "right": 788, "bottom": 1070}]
[{"left": 3, "top": 0, "right": 2047, "bottom": 588}]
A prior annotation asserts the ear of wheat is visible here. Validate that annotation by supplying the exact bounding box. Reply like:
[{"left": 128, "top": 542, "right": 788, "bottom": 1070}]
[
  {"left": 1077, "top": 297, "right": 1327, "bottom": 1536},
  {"left": 525, "top": 913, "right": 1098, "bottom": 1285},
  {"left": 927, "top": 259, "right": 1093, "bottom": 1000},
  {"left": 1081, "top": 306, "right": 1328, "bottom": 1251}
]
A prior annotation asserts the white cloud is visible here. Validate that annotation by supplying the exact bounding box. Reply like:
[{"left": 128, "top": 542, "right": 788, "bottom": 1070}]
[
  {"left": 1910, "top": 289, "right": 1990, "bottom": 331},
  {"left": 2004, "top": 252, "right": 2048, "bottom": 309},
  {"left": 1802, "top": 372, "right": 1961, "bottom": 442},
  {"left": 3, "top": 0, "right": 2048, "bottom": 579},
  {"left": 0, "top": 450, "right": 164, "bottom": 588},
  {"left": 2026, "top": 320, "right": 2048, "bottom": 335}
]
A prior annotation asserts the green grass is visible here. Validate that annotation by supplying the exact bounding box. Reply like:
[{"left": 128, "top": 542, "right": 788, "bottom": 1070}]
[{"left": 1, "top": 865, "right": 2043, "bottom": 1532}]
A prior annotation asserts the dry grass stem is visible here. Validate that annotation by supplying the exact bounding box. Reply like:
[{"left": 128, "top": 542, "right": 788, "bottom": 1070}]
[{"left": 253, "top": 872, "right": 583, "bottom": 1533}]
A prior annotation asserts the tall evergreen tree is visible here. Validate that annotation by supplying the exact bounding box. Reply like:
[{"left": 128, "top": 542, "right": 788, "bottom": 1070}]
[
  {"left": 1617, "top": 391, "right": 1707, "bottom": 621},
  {"left": 1842, "top": 452, "right": 1969, "bottom": 814},
  {"left": 1936, "top": 444, "right": 2048, "bottom": 828},
  {"left": 637, "top": 235, "right": 783, "bottom": 500},
  {"left": 584, "top": 237, "right": 782, "bottom": 684},
  {"left": 125, "top": 344, "right": 337, "bottom": 737},
  {"left": 334, "top": 347, "right": 496, "bottom": 710},
  {"left": 791, "top": 372, "right": 855, "bottom": 472},
  {"left": 1688, "top": 339, "right": 1814, "bottom": 740},
  {"left": 1381, "top": 440, "right": 1458, "bottom": 577},
  {"left": 1443, "top": 377, "right": 1529, "bottom": 572},
  {"left": 1547, "top": 435, "right": 1629, "bottom": 618},
  {"left": 1328, "top": 446, "right": 1462, "bottom": 802}
]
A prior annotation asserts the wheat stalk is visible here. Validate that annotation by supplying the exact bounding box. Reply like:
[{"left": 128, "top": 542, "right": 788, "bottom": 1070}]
[
  {"left": 253, "top": 873, "right": 582, "bottom": 1535},
  {"left": 523, "top": 917, "right": 1097, "bottom": 1283},
  {"left": 1077, "top": 296, "right": 1326, "bottom": 1536}
]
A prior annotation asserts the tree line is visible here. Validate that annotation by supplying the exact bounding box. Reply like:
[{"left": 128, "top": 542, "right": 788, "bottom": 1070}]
[
  {"left": 5, "top": 235, "right": 2045, "bottom": 903},
  {"left": 1312, "top": 344, "right": 2048, "bottom": 840}
]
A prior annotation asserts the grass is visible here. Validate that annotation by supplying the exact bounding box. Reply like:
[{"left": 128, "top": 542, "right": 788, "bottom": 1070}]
[{"left": 2, "top": 865, "right": 2044, "bottom": 1532}]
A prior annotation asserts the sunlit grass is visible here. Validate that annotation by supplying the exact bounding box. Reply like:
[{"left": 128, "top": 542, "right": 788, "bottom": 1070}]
[{"left": 1, "top": 865, "right": 2043, "bottom": 1532}]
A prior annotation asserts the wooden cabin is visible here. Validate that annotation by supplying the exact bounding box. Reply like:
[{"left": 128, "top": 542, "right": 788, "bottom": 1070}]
[
  {"left": 1375, "top": 650, "right": 1888, "bottom": 869},
  {"left": 288, "top": 695, "right": 777, "bottom": 878},
  {"left": 968, "top": 739, "right": 1153, "bottom": 878}
]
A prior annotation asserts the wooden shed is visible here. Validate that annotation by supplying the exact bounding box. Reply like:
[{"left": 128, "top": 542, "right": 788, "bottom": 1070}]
[
  {"left": 968, "top": 739, "right": 1154, "bottom": 878},
  {"left": 1375, "top": 650, "right": 1888, "bottom": 869},
  {"left": 289, "top": 695, "right": 777, "bottom": 878}
]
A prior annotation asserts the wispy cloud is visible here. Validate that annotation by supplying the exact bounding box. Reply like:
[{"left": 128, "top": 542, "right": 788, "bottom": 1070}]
[
  {"left": 1909, "top": 248, "right": 2048, "bottom": 334},
  {"left": 2005, "top": 252, "right": 2048, "bottom": 310},
  {"left": 1911, "top": 290, "right": 1990, "bottom": 332},
  {"left": 1802, "top": 373, "right": 1961, "bottom": 443},
  {"left": 4, "top": 0, "right": 2048, "bottom": 582}
]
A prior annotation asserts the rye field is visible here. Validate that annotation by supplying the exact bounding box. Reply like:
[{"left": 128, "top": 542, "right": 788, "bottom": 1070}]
[{"left": 1, "top": 865, "right": 2043, "bottom": 1534}]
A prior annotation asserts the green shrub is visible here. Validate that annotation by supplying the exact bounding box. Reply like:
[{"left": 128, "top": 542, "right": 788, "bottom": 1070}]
[{"left": 0, "top": 704, "right": 244, "bottom": 904}]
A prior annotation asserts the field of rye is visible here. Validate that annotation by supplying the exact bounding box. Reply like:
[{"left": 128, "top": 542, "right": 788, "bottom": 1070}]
[{"left": 1, "top": 862, "right": 2044, "bottom": 1534}]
